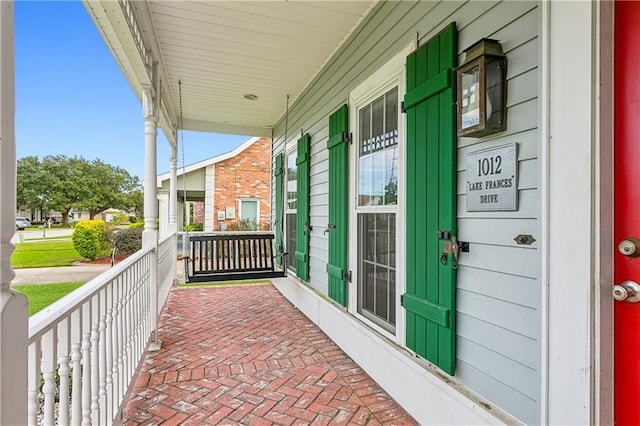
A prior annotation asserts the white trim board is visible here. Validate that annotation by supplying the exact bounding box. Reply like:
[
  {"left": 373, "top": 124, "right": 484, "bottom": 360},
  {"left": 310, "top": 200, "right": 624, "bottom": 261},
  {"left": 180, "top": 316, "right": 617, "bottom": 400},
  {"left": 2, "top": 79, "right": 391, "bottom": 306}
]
[{"left": 271, "top": 277, "right": 520, "bottom": 425}]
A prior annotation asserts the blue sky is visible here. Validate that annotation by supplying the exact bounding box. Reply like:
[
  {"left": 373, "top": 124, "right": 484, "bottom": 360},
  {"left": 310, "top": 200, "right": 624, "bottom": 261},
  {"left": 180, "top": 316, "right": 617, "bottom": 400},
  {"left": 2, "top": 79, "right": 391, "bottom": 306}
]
[{"left": 15, "top": 1, "right": 249, "bottom": 179}]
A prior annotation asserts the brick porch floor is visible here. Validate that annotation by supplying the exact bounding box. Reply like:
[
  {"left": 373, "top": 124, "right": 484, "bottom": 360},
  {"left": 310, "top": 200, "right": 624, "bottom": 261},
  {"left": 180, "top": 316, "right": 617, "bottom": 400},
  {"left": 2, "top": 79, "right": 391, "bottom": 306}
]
[{"left": 123, "top": 283, "right": 417, "bottom": 425}]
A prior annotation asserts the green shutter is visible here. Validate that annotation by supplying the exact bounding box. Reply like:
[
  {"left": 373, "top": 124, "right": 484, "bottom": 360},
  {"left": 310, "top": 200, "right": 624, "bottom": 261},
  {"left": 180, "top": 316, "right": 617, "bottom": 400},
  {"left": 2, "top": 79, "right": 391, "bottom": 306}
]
[
  {"left": 274, "top": 153, "right": 284, "bottom": 266},
  {"left": 295, "top": 134, "right": 311, "bottom": 281},
  {"left": 327, "top": 105, "right": 349, "bottom": 306},
  {"left": 403, "top": 22, "right": 458, "bottom": 375}
]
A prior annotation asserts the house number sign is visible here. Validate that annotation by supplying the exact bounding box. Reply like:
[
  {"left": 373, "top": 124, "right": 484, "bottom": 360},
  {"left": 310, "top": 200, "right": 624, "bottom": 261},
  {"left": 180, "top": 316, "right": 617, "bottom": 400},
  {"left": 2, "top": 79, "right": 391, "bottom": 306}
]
[{"left": 466, "top": 143, "right": 517, "bottom": 211}]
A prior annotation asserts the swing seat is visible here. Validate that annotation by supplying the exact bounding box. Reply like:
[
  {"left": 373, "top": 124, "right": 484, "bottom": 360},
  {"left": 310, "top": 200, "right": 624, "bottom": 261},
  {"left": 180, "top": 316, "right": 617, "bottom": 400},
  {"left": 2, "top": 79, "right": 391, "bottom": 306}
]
[{"left": 184, "top": 232, "right": 286, "bottom": 282}]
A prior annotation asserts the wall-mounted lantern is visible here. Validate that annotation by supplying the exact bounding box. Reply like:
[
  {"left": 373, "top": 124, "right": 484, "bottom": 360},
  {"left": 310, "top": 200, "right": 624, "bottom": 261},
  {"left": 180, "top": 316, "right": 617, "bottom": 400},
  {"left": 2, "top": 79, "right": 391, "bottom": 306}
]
[{"left": 456, "top": 38, "right": 507, "bottom": 138}]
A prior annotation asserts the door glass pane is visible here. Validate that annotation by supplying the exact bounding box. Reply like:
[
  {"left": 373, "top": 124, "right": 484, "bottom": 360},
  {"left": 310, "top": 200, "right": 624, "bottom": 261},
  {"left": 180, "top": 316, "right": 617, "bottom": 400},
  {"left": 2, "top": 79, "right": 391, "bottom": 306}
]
[{"left": 358, "top": 213, "right": 396, "bottom": 332}]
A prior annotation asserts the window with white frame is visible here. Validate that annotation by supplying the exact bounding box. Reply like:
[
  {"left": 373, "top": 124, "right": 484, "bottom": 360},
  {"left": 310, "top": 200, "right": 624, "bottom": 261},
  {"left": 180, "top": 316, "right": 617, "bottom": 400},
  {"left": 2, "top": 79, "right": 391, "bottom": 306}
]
[
  {"left": 356, "top": 87, "right": 399, "bottom": 333},
  {"left": 349, "top": 44, "right": 410, "bottom": 338},
  {"left": 285, "top": 150, "right": 297, "bottom": 272}
]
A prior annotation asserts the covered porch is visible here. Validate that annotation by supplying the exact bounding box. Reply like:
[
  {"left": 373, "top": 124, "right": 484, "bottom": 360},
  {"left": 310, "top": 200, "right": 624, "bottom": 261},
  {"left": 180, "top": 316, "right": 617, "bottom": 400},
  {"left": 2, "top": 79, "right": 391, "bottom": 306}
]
[
  {"left": 0, "top": 1, "right": 611, "bottom": 425},
  {"left": 0, "top": 1, "right": 389, "bottom": 424}
]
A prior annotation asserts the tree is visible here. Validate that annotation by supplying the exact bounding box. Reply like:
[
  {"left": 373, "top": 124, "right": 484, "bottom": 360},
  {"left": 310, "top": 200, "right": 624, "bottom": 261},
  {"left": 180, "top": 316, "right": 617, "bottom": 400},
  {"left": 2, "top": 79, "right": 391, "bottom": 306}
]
[
  {"left": 40, "top": 155, "right": 92, "bottom": 226},
  {"left": 16, "top": 155, "right": 142, "bottom": 227},
  {"left": 16, "top": 156, "right": 46, "bottom": 216},
  {"left": 77, "top": 160, "right": 141, "bottom": 219},
  {"left": 123, "top": 188, "right": 144, "bottom": 219}
]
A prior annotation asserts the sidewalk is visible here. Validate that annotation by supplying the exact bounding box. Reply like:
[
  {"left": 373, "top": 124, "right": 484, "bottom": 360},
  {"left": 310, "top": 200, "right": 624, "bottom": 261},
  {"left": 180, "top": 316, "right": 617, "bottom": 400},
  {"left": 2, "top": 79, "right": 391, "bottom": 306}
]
[{"left": 11, "top": 263, "right": 112, "bottom": 285}]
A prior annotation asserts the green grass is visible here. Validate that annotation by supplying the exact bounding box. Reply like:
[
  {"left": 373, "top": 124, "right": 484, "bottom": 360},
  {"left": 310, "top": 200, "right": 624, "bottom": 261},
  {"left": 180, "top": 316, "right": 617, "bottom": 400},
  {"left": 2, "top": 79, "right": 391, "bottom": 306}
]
[
  {"left": 178, "top": 279, "right": 270, "bottom": 288},
  {"left": 11, "top": 240, "right": 84, "bottom": 268},
  {"left": 13, "top": 282, "right": 85, "bottom": 316}
]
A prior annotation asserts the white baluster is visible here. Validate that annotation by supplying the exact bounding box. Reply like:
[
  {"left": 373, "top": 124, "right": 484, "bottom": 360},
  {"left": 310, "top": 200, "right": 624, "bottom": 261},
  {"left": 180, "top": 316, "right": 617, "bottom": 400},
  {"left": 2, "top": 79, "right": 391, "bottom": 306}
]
[
  {"left": 81, "top": 332, "right": 91, "bottom": 426},
  {"left": 91, "top": 322, "right": 100, "bottom": 424},
  {"left": 57, "top": 318, "right": 71, "bottom": 425},
  {"left": 99, "top": 311, "right": 107, "bottom": 425},
  {"left": 27, "top": 341, "right": 41, "bottom": 426},
  {"left": 125, "top": 281, "right": 135, "bottom": 383},
  {"left": 116, "top": 278, "right": 125, "bottom": 404},
  {"left": 105, "top": 304, "right": 114, "bottom": 421},
  {"left": 58, "top": 353, "right": 71, "bottom": 426},
  {"left": 70, "top": 343, "right": 82, "bottom": 426},
  {"left": 42, "top": 329, "right": 57, "bottom": 426}
]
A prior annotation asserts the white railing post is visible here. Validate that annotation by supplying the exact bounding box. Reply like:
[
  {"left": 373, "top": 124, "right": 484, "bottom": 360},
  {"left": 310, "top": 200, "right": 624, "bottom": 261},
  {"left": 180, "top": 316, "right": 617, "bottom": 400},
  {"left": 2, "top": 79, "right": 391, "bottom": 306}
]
[
  {"left": 142, "top": 68, "right": 161, "bottom": 351},
  {"left": 0, "top": 2, "right": 28, "bottom": 425}
]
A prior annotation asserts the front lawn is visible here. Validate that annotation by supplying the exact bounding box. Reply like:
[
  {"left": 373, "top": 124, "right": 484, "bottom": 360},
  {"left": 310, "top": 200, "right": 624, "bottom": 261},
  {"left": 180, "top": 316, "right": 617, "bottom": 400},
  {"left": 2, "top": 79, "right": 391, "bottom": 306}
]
[
  {"left": 13, "top": 282, "right": 85, "bottom": 316},
  {"left": 11, "top": 241, "right": 84, "bottom": 268}
]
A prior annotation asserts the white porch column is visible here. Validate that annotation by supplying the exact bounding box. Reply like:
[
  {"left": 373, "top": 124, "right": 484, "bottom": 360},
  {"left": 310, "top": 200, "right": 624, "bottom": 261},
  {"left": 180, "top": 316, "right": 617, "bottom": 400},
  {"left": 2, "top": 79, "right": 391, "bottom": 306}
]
[
  {"left": 0, "top": 3, "right": 28, "bottom": 424},
  {"left": 142, "top": 86, "right": 158, "bottom": 244},
  {"left": 169, "top": 145, "right": 178, "bottom": 233},
  {"left": 142, "top": 82, "right": 161, "bottom": 350}
]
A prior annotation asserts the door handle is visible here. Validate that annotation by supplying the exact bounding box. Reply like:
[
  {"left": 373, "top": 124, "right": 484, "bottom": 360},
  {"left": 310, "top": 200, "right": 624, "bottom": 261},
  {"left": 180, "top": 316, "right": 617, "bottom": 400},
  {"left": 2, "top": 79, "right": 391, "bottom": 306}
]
[{"left": 613, "top": 280, "right": 640, "bottom": 302}]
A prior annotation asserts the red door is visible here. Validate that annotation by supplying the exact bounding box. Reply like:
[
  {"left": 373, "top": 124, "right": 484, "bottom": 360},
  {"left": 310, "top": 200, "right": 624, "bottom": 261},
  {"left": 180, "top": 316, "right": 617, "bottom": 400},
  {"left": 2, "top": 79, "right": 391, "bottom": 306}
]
[{"left": 614, "top": 1, "right": 640, "bottom": 424}]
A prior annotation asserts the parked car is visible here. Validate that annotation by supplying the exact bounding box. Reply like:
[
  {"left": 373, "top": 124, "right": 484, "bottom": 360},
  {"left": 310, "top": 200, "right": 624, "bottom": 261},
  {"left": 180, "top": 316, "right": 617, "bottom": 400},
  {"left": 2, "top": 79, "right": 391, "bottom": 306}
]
[{"left": 16, "top": 217, "right": 31, "bottom": 230}]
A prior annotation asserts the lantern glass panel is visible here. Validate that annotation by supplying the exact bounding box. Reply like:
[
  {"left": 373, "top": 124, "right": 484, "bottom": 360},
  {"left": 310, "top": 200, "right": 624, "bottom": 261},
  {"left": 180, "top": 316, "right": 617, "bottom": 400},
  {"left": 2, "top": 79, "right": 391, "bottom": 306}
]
[
  {"left": 485, "top": 57, "right": 505, "bottom": 131},
  {"left": 460, "top": 64, "right": 481, "bottom": 130}
]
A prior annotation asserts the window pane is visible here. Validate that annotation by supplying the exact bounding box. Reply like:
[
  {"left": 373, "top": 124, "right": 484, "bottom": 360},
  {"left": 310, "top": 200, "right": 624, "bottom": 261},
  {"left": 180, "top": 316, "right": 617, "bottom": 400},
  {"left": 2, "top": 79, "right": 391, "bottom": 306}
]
[
  {"left": 287, "top": 153, "right": 297, "bottom": 209},
  {"left": 358, "top": 213, "right": 396, "bottom": 332},
  {"left": 240, "top": 200, "right": 258, "bottom": 222},
  {"left": 385, "top": 87, "right": 398, "bottom": 146},
  {"left": 359, "top": 104, "right": 371, "bottom": 156},
  {"left": 358, "top": 87, "right": 399, "bottom": 207},
  {"left": 286, "top": 212, "right": 296, "bottom": 272},
  {"left": 383, "top": 146, "right": 398, "bottom": 205}
]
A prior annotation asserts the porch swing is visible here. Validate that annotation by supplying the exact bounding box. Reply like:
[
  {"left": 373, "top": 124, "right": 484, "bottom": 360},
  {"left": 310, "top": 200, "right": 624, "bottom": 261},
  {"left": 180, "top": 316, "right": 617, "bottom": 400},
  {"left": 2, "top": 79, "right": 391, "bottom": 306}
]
[{"left": 177, "top": 81, "right": 285, "bottom": 283}]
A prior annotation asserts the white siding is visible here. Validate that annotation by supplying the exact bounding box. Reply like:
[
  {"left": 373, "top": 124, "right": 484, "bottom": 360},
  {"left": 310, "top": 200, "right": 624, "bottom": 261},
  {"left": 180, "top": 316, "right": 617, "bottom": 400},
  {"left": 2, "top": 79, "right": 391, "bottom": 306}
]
[{"left": 272, "top": 2, "right": 540, "bottom": 423}]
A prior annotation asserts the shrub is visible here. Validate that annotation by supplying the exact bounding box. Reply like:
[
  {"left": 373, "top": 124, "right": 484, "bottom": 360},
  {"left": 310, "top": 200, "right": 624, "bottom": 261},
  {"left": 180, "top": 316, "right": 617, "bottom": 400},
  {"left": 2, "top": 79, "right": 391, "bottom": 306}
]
[
  {"left": 112, "top": 213, "right": 129, "bottom": 225},
  {"left": 227, "top": 219, "right": 258, "bottom": 232},
  {"left": 72, "top": 220, "right": 107, "bottom": 260},
  {"left": 129, "top": 216, "right": 137, "bottom": 224},
  {"left": 114, "top": 227, "right": 143, "bottom": 255},
  {"left": 186, "top": 222, "right": 204, "bottom": 232},
  {"left": 129, "top": 222, "right": 144, "bottom": 229}
]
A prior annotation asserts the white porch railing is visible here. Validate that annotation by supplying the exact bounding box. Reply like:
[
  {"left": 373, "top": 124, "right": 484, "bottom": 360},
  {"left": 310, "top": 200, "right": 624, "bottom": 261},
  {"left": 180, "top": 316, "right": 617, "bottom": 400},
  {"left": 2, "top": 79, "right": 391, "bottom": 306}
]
[
  {"left": 27, "top": 233, "right": 177, "bottom": 426},
  {"left": 158, "top": 233, "right": 177, "bottom": 311}
]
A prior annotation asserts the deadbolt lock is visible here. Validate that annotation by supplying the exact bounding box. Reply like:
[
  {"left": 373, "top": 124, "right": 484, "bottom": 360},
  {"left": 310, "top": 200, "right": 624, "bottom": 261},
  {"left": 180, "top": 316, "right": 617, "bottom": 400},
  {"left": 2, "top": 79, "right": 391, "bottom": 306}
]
[{"left": 618, "top": 237, "right": 640, "bottom": 257}]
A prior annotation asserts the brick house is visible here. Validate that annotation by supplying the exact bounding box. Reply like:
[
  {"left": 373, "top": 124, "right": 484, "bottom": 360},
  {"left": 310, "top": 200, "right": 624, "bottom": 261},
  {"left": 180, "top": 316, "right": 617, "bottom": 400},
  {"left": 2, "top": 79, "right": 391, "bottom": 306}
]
[{"left": 157, "top": 137, "right": 271, "bottom": 234}]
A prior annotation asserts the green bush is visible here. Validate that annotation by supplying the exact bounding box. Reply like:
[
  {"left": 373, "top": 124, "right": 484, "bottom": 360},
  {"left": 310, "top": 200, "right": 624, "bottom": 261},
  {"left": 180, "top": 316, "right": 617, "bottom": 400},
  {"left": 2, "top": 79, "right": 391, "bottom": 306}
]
[
  {"left": 114, "top": 227, "right": 143, "bottom": 255},
  {"left": 72, "top": 220, "right": 106, "bottom": 260},
  {"left": 112, "top": 213, "right": 129, "bottom": 225},
  {"left": 128, "top": 216, "right": 137, "bottom": 224},
  {"left": 186, "top": 222, "right": 204, "bottom": 232},
  {"left": 129, "top": 222, "right": 144, "bottom": 229},
  {"left": 227, "top": 219, "right": 258, "bottom": 231}
]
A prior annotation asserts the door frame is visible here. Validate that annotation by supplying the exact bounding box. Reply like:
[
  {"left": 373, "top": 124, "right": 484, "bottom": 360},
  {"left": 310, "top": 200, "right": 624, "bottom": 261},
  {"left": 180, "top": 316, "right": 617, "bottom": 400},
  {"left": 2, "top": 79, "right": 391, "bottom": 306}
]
[
  {"left": 598, "top": 1, "right": 614, "bottom": 424},
  {"left": 544, "top": 1, "right": 608, "bottom": 424}
]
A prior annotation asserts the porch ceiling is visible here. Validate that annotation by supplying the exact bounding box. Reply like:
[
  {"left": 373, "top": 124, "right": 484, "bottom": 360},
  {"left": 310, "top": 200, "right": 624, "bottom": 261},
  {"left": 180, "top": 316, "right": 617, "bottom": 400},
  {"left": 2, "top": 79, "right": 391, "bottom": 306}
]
[{"left": 83, "top": 0, "right": 375, "bottom": 141}]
